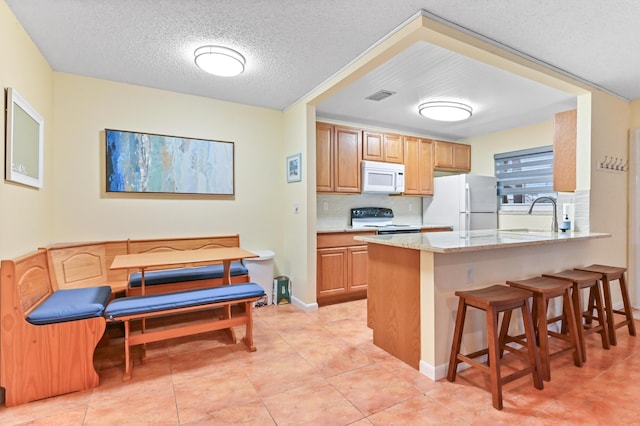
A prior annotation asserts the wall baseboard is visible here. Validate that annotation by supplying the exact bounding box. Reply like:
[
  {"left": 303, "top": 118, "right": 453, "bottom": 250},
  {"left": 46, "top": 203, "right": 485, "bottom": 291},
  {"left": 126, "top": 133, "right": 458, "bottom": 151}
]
[{"left": 291, "top": 296, "right": 318, "bottom": 312}]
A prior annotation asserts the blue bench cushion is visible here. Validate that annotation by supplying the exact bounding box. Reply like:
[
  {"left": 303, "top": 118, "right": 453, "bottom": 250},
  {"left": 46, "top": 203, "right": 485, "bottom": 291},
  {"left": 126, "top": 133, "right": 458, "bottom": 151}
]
[
  {"left": 128, "top": 262, "right": 249, "bottom": 287},
  {"left": 105, "top": 282, "right": 265, "bottom": 320},
  {"left": 27, "top": 286, "right": 113, "bottom": 325}
]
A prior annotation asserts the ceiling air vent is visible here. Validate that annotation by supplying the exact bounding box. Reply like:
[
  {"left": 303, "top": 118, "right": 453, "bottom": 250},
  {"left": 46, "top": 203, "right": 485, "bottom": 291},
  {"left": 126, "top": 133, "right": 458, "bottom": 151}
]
[{"left": 365, "top": 90, "right": 396, "bottom": 101}]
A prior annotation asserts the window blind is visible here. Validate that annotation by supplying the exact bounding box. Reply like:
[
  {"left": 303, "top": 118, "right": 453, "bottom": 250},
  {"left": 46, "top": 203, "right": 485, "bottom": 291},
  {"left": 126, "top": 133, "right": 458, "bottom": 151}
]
[{"left": 494, "top": 146, "right": 555, "bottom": 205}]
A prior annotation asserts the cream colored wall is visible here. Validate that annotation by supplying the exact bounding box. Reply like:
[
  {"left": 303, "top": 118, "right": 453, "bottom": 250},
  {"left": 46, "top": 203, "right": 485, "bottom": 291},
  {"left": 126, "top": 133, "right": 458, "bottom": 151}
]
[
  {"left": 629, "top": 99, "right": 640, "bottom": 305},
  {"left": 588, "top": 91, "right": 630, "bottom": 267},
  {"left": 281, "top": 102, "right": 317, "bottom": 307},
  {"left": 51, "top": 73, "right": 286, "bottom": 268},
  {"left": 0, "top": 1, "right": 54, "bottom": 258},
  {"left": 466, "top": 120, "right": 554, "bottom": 176},
  {"left": 631, "top": 100, "right": 640, "bottom": 128}
]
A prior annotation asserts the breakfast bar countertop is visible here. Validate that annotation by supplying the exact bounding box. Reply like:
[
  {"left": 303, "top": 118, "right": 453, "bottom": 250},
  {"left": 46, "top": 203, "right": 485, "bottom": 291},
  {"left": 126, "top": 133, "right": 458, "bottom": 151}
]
[{"left": 354, "top": 228, "right": 610, "bottom": 253}]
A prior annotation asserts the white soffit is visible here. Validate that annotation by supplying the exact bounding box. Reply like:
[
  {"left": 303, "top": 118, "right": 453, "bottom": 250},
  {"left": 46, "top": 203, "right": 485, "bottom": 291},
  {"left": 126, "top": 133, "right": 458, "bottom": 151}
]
[{"left": 316, "top": 41, "right": 576, "bottom": 140}]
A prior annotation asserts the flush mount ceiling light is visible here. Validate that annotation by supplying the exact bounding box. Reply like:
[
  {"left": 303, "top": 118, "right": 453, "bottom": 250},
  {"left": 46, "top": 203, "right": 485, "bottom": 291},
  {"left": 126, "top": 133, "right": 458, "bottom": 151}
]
[
  {"left": 194, "top": 45, "right": 246, "bottom": 77},
  {"left": 418, "top": 101, "right": 473, "bottom": 122}
]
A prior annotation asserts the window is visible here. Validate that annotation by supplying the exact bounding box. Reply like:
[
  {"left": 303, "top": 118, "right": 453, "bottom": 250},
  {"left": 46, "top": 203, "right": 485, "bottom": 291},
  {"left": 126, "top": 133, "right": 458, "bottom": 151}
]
[{"left": 494, "top": 146, "right": 556, "bottom": 208}]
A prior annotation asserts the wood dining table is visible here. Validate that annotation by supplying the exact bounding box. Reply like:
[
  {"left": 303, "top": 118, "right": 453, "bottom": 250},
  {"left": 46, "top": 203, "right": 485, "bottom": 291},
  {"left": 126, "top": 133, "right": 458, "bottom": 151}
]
[{"left": 109, "top": 247, "right": 259, "bottom": 294}]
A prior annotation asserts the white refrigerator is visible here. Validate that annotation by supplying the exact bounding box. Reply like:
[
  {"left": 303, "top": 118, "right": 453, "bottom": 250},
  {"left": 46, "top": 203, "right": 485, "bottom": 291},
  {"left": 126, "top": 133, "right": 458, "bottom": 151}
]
[{"left": 423, "top": 174, "right": 498, "bottom": 231}]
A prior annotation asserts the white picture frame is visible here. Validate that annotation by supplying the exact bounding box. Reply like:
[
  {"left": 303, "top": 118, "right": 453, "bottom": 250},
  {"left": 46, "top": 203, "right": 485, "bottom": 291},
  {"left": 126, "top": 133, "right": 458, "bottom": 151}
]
[
  {"left": 5, "top": 88, "right": 44, "bottom": 188},
  {"left": 286, "top": 153, "right": 302, "bottom": 183}
]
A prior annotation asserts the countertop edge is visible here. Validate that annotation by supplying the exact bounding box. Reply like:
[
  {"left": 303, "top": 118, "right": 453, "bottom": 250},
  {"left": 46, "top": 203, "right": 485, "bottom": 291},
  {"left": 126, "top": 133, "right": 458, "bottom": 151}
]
[{"left": 353, "top": 231, "right": 611, "bottom": 253}]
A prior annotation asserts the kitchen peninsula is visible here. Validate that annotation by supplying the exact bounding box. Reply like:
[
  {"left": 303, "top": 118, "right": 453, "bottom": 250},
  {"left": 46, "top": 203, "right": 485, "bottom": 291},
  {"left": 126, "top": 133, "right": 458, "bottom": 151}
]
[{"left": 354, "top": 229, "right": 610, "bottom": 381}]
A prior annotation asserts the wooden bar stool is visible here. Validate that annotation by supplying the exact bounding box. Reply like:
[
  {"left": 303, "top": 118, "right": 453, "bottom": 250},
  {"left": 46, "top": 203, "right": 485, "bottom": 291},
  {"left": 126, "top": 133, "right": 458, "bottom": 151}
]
[
  {"left": 506, "top": 276, "right": 583, "bottom": 381},
  {"left": 447, "top": 285, "right": 543, "bottom": 410},
  {"left": 542, "top": 270, "right": 610, "bottom": 361},
  {"left": 574, "top": 265, "right": 636, "bottom": 346}
]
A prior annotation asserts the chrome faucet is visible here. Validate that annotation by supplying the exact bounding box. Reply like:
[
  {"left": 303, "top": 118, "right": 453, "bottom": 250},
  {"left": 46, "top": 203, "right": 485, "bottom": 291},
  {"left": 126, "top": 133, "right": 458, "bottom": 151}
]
[{"left": 528, "top": 197, "right": 558, "bottom": 232}]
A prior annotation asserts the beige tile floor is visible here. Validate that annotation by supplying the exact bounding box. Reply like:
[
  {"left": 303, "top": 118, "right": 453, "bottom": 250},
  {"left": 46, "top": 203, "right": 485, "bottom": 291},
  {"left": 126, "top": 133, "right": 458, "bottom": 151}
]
[{"left": 1, "top": 299, "right": 639, "bottom": 425}]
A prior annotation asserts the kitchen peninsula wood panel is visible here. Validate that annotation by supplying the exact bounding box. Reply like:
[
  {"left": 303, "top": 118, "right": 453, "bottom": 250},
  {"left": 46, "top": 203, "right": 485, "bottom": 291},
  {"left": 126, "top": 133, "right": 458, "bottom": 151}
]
[{"left": 367, "top": 243, "right": 420, "bottom": 369}]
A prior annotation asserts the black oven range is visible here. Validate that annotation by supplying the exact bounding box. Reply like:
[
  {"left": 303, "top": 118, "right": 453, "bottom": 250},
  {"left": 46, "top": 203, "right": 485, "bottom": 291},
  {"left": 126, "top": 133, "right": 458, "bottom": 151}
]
[{"left": 350, "top": 207, "right": 421, "bottom": 235}]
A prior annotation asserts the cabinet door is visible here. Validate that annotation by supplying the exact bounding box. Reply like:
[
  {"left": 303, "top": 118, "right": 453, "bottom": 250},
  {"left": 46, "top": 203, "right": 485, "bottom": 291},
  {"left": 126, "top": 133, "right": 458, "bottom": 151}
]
[
  {"left": 348, "top": 246, "right": 368, "bottom": 291},
  {"left": 403, "top": 136, "right": 421, "bottom": 195},
  {"left": 316, "top": 122, "right": 334, "bottom": 192},
  {"left": 434, "top": 140, "right": 454, "bottom": 169},
  {"left": 362, "top": 131, "right": 384, "bottom": 162},
  {"left": 553, "top": 109, "right": 576, "bottom": 192},
  {"left": 434, "top": 140, "right": 471, "bottom": 172},
  {"left": 383, "top": 133, "right": 404, "bottom": 164},
  {"left": 418, "top": 139, "right": 434, "bottom": 194},
  {"left": 404, "top": 137, "right": 433, "bottom": 195},
  {"left": 452, "top": 144, "right": 471, "bottom": 171},
  {"left": 334, "top": 126, "right": 362, "bottom": 193},
  {"left": 317, "top": 248, "right": 347, "bottom": 297}
]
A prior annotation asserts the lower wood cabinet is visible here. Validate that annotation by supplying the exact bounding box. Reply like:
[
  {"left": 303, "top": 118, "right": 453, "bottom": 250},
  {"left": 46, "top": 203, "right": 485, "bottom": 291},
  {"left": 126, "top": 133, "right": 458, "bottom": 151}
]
[{"left": 317, "top": 231, "right": 374, "bottom": 306}]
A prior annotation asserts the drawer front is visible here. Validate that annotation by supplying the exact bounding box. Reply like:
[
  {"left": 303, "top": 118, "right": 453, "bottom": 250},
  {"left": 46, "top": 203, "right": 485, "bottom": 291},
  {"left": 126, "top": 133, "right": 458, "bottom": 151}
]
[{"left": 317, "top": 231, "right": 375, "bottom": 249}]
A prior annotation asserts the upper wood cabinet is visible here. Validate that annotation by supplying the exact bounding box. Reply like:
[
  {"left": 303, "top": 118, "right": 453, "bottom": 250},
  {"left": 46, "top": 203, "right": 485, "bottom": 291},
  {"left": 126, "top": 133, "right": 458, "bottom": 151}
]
[
  {"left": 362, "top": 131, "right": 404, "bottom": 164},
  {"left": 553, "top": 109, "right": 577, "bottom": 192},
  {"left": 316, "top": 122, "right": 334, "bottom": 192},
  {"left": 433, "top": 140, "right": 471, "bottom": 172},
  {"left": 316, "top": 122, "right": 362, "bottom": 193},
  {"left": 403, "top": 137, "right": 433, "bottom": 195},
  {"left": 362, "top": 131, "right": 383, "bottom": 161},
  {"left": 383, "top": 133, "right": 404, "bottom": 163}
]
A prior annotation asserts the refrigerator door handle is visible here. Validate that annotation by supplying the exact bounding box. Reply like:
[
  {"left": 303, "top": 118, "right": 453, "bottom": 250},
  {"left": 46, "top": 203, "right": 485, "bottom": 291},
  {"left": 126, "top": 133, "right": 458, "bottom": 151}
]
[{"left": 465, "top": 183, "right": 471, "bottom": 231}]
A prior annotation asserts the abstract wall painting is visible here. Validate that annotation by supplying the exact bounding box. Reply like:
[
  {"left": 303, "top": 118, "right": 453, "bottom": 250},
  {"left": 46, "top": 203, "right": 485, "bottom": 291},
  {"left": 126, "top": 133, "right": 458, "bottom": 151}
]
[{"left": 106, "top": 129, "right": 234, "bottom": 195}]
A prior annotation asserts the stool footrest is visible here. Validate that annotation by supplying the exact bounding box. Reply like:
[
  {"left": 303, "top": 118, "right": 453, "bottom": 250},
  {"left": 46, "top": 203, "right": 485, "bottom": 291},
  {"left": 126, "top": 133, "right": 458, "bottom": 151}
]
[{"left": 455, "top": 354, "right": 490, "bottom": 373}]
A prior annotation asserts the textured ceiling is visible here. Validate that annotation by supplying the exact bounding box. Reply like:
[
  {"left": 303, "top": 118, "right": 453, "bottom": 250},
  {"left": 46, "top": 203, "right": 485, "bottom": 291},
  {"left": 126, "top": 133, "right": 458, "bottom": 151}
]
[{"left": 6, "top": 1, "right": 639, "bottom": 139}]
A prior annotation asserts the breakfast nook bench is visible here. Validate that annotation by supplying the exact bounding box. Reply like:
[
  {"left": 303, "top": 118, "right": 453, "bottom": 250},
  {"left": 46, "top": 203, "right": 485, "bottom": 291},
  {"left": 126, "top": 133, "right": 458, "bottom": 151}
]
[
  {"left": 104, "top": 282, "right": 265, "bottom": 380},
  {"left": 0, "top": 249, "right": 112, "bottom": 407}
]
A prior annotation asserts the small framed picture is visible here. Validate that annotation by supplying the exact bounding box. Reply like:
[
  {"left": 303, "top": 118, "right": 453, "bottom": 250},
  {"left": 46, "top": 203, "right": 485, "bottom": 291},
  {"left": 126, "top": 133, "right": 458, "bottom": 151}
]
[{"left": 286, "top": 153, "right": 302, "bottom": 183}]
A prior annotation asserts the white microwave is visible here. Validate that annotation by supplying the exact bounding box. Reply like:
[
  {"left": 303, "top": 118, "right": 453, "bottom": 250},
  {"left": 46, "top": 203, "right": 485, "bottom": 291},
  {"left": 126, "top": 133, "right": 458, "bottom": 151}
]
[{"left": 361, "top": 160, "right": 405, "bottom": 194}]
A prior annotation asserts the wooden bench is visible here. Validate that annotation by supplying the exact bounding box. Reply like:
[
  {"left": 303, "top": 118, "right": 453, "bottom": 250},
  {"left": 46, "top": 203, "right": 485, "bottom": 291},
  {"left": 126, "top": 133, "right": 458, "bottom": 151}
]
[
  {"left": 46, "top": 240, "right": 129, "bottom": 294},
  {"left": 104, "top": 282, "right": 265, "bottom": 380},
  {"left": 44, "top": 235, "right": 251, "bottom": 296},
  {"left": 0, "top": 249, "right": 112, "bottom": 406},
  {"left": 125, "top": 234, "right": 251, "bottom": 296}
]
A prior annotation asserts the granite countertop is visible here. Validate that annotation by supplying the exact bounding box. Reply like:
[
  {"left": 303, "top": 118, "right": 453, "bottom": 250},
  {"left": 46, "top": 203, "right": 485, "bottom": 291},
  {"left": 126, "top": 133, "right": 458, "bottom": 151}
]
[
  {"left": 317, "top": 225, "right": 453, "bottom": 234},
  {"left": 353, "top": 228, "right": 611, "bottom": 253}
]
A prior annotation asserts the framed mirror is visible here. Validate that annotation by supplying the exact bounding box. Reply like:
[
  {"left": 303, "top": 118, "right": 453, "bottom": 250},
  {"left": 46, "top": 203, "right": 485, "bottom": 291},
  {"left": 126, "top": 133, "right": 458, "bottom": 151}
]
[{"left": 5, "top": 87, "right": 44, "bottom": 188}]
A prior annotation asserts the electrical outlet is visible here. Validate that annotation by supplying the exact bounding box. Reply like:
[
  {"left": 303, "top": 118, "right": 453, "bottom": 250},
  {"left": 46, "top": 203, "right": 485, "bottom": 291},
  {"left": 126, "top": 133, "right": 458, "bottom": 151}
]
[
  {"left": 294, "top": 203, "right": 299, "bottom": 214},
  {"left": 322, "top": 201, "right": 329, "bottom": 211},
  {"left": 409, "top": 203, "right": 413, "bottom": 212}
]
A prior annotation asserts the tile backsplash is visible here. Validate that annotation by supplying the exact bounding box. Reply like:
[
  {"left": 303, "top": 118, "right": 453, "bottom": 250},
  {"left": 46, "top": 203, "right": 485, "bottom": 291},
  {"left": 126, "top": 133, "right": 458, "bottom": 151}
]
[
  {"left": 317, "top": 194, "right": 423, "bottom": 228},
  {"left": 558, "top": 189, "right": 590, "bottom": 232}
]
